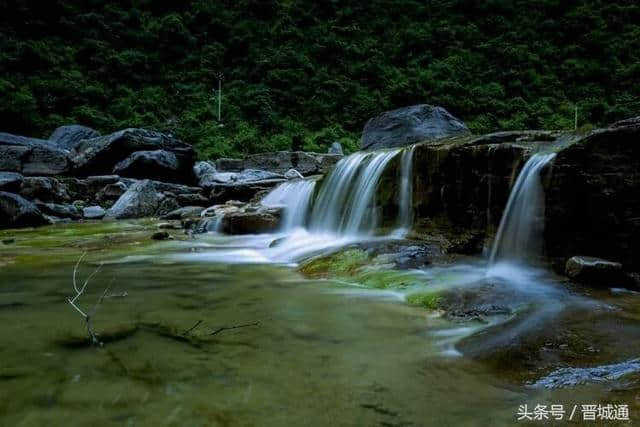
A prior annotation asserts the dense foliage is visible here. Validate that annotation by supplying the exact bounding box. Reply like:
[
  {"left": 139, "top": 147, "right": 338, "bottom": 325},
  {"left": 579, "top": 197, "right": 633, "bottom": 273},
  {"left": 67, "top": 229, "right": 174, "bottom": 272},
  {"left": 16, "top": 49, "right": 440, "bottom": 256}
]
[{"left": 1, "top": 0, "right": 638, "bottom": 158}]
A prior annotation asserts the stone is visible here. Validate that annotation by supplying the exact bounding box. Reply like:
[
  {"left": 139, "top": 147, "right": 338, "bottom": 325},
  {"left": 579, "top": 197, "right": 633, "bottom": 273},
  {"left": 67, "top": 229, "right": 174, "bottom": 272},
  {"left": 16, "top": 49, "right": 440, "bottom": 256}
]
[
  {"left": 49, "top": 125, "right": 99, "bottom": 150},
  {"left": 328, "top": 141, "right": 344, "bottom": 155},
  {"left": 215, "top": 158, "right": 244, "bottom": 172},
  {"left": 221, "top": 205, "right": 283, "bottom": 234},
  {"left": 19, "top": 177, "right": 70, "bottom": 202},
  {"left": 176, "top": 193, "right": 208, "bottom": 206},
  {"left": 209, "top": 179, "right": 285, "bottom": 204},
  {"left": 112, "top": 149, "right": 192, "bottom": 183},
  {"left": 155, "top": 197, "right": 180, "bottom": 217},
  {"left": 162, "top": 206, "right": 204, "bottom": 220},
  {"left": 284, "top": 169, "right": 304, "bottom": 180},
  {"left": 565, "top": 256, "right": 624, "bottom": 286},
  {"left": 0, "top": 172, "right": 24, "bottom": 192},
  {"left": 97, "top": 182, "right": 128, "bottom": 201},
  {"left": 360, "top": 104, "right": 470, "bottom": 150},
  {"left": 106, "top": 180, "right": 165, "bottom": 219},
  {"left": 0, "top": 132, "right": 71, "bottom": 175},
  {"left": 2, "top": 238, "right": 15, "bottom": 244},
  {"left": 243, "top": 152, "right": 342, "bottom": 176},
  {"left": 151, "top": 231, "right": 170, "bottom": 240},
  {"left": 35, "top": 202, "right": 82, "bottom": 219},
  {"left": 0, "top": 192, "right": 50, "bottom": 229},
  {"left": 533, "top": 358, "right": 640, "bottom": 389},
  {"left": 193, "top": 161, "right": 218, "bottom": 187},
  {"left": 71, "top": 128, "right": 196, "bottom": 177},
  {"left": 83, "top": 206, "right": 106, "bottom": 220}
]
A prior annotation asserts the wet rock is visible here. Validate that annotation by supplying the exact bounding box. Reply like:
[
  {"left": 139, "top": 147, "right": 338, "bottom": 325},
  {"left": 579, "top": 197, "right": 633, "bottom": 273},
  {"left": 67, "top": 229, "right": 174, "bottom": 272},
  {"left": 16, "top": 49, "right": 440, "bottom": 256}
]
[
  {"left": 215, "top": 158, "right": 244, "bottom": 172},
  {"left": 0, "top": 192, "right": 50, "bottom": 228},
  {"left": 328, "top": 141, "right": 344, "bottom": 155},
  {"left": 83, "top": 206, "right": 106, "bottom": 220},
  {"left": 97, "top": 182, "right": 128, "bottom": 201},
  {"left": 162, "top": 206, "right": 204, "bottom": 220},
  {"left": 533, "top": 358, "right": 640, "bottom": 389},
  {"left": 106, "top": 180, "right": 165, "bottom": 219},
  {"left": 361, "top": 104, "right": 469, "bottom": 150},
  {"left": 112, "top": 149, "right": 193, "bottom": 184},
  {"left": 20, "top": 177, "right": 70, "bottom": 202},
  {"left": 48, "top": 125, "right": 99, "bottom": 150},
  {"left": 0, "top": 172, "right": 24, "bottom": 192},
  {"left": 243, "top": 151, "right": 342, "bottom": 176},
  {"left": 71, "top": 128, "right": 196, "bottom": 177},
  {"left": 221, "top": 205, "right": 282, "bottom": 234},
  {"left": 0, "top": 132, "right": 71, "bottom": 175},
  {"left": 284, "top": 169, "right": 304, "bottom": 180},
  {"left": 565, "top": 256, "right": 625, "bottom": 287},
  {"left": 35, "top": 202, "right": 82, "bottom": 219},
  {"left": 151, "top": 231, "right": 170, "bottom": 240},
  {"left": 545, "top": 118, "right": 640, "bottom": 274},
  {"left": 209, "top": 179, "right": 285, "bottom": 204}
]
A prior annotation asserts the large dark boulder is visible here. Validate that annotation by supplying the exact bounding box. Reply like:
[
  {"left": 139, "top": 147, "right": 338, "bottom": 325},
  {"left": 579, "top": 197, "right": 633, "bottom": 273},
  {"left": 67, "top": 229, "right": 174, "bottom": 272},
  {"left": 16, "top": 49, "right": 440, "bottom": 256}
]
[
  {"left": 71, "top": 128, "right": 196, "bottom": 177},
  {"left": 209, "top": 179, "right": 285, "bottom": 204},
  {"left": 360, "top": 105, "right": 470, "bottom": 150},
  {"left": 0, "top": 132, "right": 71, "bottom": 175},
  {"left": 49, "top": 125, "right": 99, "bottom": 150},
  {"left": 112, "top": 149, "right": 192, "bottom": 183},
  {"left": 106, "top": 180, "right": 165, "bottom": 219},
  {"left": 565, "top": 256, "right": 626, "bottom": 287},
  {"left": 0, "top": 192, "right": 50, "bottom": 228},
  {"left": 221, "top": 205, "right": 283, "bottom": 234},
  {"left": 0, "top": 172, "right": 24, "bottom": 192},
  {"left": 243, "top": 151, "right": 342, "bottom": 175},
  {"left": 35, "top": 202, "right": 82, "bottom": 219},
  {"left": 544, "top": 119, "right": 640, "bottom": 272}
]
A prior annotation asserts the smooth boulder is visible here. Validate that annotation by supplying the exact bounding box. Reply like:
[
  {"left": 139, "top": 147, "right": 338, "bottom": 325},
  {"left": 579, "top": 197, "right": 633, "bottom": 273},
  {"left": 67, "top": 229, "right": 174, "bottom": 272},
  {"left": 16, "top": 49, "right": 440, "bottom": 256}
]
[
  {"left": 49, "top": 125, "right": 99, "bottom": 150},
  {"left": 106, "top": 180, "right": 165, "bottom": 219},
  {"left": 83, "top": 206, "right": 106, "bottom": 219},
  {"left": 360, "top": 104, "right": 469, "bottom": 150},
  {"left": 0, "top": 192, "right": 50, "bottom": 228}
]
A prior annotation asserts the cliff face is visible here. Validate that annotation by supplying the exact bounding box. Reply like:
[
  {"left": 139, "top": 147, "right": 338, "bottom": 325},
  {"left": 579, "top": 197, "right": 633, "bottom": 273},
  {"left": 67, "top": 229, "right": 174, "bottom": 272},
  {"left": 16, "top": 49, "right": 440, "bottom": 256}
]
[{"left": 379, "top": 121, "right": 640, "bottom": 272}]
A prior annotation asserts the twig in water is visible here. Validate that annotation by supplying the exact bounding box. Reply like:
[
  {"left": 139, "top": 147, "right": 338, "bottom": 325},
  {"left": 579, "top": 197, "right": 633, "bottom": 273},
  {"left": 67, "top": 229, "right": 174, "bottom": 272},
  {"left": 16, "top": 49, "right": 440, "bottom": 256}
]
[
  {"left": 210, "top": 321, "right": 260, "bottom": 336},
  {"left": 182, "top": 320, "right": 203, "bottom": 336}
]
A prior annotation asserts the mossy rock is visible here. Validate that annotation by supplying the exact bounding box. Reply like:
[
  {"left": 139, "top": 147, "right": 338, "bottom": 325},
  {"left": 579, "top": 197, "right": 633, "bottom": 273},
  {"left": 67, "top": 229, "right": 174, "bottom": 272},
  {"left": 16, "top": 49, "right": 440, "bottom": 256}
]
[
  {"left": 300, "top": 248, "right": 370, "bottom": 277},
  {"left": 406, "top": 292, "right": 442, "bottom": 309}
]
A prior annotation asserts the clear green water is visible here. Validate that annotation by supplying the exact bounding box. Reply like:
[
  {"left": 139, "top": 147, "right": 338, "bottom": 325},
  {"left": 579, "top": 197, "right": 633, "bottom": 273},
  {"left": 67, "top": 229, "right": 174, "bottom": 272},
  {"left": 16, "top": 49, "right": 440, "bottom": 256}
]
[{"left": 0, "top": 221, "right": 638, "bottom": 426}]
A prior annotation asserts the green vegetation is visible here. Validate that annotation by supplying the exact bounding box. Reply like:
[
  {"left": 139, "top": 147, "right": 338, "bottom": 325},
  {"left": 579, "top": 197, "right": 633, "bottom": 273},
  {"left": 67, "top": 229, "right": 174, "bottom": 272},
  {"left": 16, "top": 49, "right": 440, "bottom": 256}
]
[{"left": 1, "top": 1, "right": 638, "bottom": 158}]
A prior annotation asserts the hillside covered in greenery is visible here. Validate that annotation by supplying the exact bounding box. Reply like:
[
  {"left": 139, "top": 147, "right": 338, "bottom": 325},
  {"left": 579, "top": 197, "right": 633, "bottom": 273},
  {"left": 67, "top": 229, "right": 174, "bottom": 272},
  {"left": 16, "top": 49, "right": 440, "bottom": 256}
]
[{"left": 1, "top": 0, "right": 638, "bottom": 158}]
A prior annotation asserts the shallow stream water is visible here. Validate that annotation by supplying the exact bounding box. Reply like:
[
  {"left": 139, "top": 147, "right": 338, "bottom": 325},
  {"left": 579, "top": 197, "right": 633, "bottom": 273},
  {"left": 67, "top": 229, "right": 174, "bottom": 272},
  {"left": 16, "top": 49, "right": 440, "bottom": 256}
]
[{"left": 0, "top": 221, "right": 638, "bottom": 426}]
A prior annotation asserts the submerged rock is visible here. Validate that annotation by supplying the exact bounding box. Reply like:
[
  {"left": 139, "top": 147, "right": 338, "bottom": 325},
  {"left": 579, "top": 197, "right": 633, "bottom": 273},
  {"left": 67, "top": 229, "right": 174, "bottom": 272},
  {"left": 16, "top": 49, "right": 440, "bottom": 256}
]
[
  {"left": 106, "top": 180, "right": 165, "bottom": 219},
  {"left": 0, "top": 192, "right": 50, "bottom": 228},
  {"left": 533, "top": 358, "right": 640, "bottom": 389},
  {"left": 49, "top": 125, "right": 99, "bottom": 150},
  {"left": 360, "top": 104, "right": 469, "bottom": 150},
  {"left": 151, "top": 231, "right": 170, "bottom": 240}
]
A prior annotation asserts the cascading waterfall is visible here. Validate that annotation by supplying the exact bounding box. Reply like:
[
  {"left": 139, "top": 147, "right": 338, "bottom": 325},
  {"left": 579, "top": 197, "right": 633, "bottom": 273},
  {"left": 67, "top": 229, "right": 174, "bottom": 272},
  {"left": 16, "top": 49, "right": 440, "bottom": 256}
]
[
  {"left": 308, "top": 149, "right": 401, "bottom": 236},
  {"left": 261, "top": 180, "right": 317, "bottom": 230},
  {"left": 393, "top": 146, "right": 415, "bottom": 236},
  {"left": 489, "top": 152, "right": 556, "bottom": 265}
]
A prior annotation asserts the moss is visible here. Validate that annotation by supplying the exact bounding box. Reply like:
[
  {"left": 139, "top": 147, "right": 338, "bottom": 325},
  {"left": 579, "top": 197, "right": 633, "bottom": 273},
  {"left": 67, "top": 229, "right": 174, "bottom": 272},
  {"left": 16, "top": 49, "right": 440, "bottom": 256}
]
[
  {"left": 406, "top": 292, "right": 442, "bottom": 310},
  {"left": 300, "top": 248, "right": 369, "bottom": 277},
  {"left": 357, "top": 269, "right": 419, "bottom": 290}
]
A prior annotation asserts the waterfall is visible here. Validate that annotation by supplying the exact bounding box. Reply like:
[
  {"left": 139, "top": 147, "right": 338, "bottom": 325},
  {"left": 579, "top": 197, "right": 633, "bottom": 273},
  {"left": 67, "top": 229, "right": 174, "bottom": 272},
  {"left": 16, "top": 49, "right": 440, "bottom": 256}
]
[
  {"left": 393, "top": 146, "right": 415, "bottom": 236},
  {"left": 308, "top": 149, "right": 401, "bottom": 236},
  {"left": 262, "top": 180, "right": 316, "bottom": 230},
  {"left": 489, "top": 153, "right": 556, "bottom": 265}
]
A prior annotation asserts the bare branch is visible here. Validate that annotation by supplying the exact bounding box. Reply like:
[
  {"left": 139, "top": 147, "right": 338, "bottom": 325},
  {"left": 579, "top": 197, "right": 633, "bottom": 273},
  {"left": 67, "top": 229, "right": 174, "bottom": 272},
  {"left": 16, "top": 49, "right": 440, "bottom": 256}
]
[
  {"left": 210, "top": 321, "right": 260, "bottom": 336},
  {"left": 182, "top": 320, "right": 203, "bottom": 336}
]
